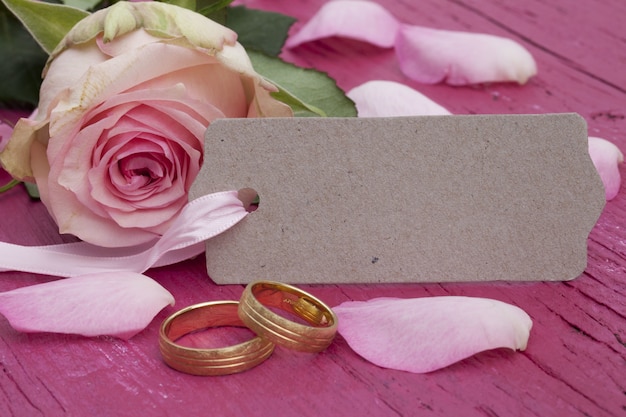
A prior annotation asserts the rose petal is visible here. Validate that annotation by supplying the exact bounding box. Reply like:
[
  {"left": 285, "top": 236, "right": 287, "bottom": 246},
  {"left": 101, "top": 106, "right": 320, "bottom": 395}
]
[
  {"left": 0, "top": 121, "right": 13, "bottom": 153},
  {"left": 96, "top": 29, "right": 162, "bottom": 57},
  {"left": 37, "top": 47, "right": 108, "bottom": 122},
  {"left": 285, "top": 0, "right": 400, "bottom": 49},
  {"left": 395, "top": 24, "right": 537, "bottom": 85},
  {"left": 334, "top": 296, "right": 532, "bottom": 373},
  {"left": 588, "top": 136, "right": 623, "bottom": 200},
  {"left": 347, "top": 80, "right": 451, "bottom": 117},
  {"left": 0, "top": 113, "right": 43, "bottom": 181},
  {"left": 47, "top": 43, "right": 219, "bottom": 147},
  {"left": 0, "top": 272, "right": 174, "bottom": 339}
]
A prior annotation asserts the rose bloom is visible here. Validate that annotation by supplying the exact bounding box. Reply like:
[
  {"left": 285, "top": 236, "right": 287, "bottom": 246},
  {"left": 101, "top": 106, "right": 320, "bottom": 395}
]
[{"left": 0, "top": 2, "right": 292, "bottom": 247}]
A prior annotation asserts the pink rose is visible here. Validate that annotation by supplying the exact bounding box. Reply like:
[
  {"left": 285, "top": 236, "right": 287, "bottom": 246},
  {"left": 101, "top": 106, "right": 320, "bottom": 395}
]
[{"left": 0, "top": 2, "right": 292, "bottom": 247}]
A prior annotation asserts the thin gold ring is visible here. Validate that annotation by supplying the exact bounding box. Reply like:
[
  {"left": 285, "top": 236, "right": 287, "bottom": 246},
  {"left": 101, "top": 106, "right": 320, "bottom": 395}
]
[
  {"left": 159, "top": 301, "right": 274, "bottom": 376},
  {"left": 238, "top": 281, "right": 338, "bottom": 353}
]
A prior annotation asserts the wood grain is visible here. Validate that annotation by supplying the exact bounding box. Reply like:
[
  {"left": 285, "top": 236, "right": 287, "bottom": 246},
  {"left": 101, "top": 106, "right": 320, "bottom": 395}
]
[{"left": 1, "top": 1, "right": 624, "bottom": 416}]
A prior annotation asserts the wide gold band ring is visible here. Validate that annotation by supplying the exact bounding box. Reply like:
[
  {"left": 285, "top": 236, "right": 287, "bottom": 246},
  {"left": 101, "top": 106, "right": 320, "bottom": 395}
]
[
  {"left": 238, "top": 281, "right": 338, "bottom": 353},
  {"left": 159, "top": 301, "right": 274, "bottom": 376}
]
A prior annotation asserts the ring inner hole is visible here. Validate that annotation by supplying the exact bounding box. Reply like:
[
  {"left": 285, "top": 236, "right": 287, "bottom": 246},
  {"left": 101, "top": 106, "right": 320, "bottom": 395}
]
[
  {"left": 176, "top": 326, "right": 256, "bottom": 349},
  {"left": 254, "top": 287, "right": 332, "bottom": 327},
  {"left": 169, "top": 304, "right": 256, "bottom": 349}
]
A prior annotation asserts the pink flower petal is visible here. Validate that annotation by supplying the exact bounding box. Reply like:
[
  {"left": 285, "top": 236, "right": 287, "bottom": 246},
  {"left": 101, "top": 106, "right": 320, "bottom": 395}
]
[
  {"left": 395, "top": 24, "right": 537, "bottom": 85},
  {"left": 588, "top": 136, "right": 623, "bottom": 200},
  {"left": 347, "top": 80, "right": 451, "bottom": 117},
  {"left": 0, "top": 272, "right": 174, "bottom": 339},
  {"left": 0, "top": 121, "right": 13, "bottom": 153},
  {"left": 286, "top": 0, "right": 400, "bottom": 49},
  {"left": 334, "top": 296, "right": 532, "bottom": 373}
]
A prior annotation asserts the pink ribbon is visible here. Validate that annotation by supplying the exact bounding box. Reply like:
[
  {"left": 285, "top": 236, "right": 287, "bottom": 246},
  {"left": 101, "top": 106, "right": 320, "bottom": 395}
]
[{"left": 0, "top": 190, "right": 248, "bottom": 277}]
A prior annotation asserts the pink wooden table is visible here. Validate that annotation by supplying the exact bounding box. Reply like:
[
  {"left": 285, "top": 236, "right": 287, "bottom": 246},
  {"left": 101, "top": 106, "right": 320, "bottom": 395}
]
[{"left": 1, "top": 0, "right": 624, "bottom": 416}]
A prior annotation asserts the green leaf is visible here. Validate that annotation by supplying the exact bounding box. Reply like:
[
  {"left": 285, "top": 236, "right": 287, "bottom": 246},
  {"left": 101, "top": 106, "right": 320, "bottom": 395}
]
[
  {"left": 0, "top": 5, "right": 46, "bottom": 106},
  {"left": 194, "top": 0, "right": 232, "bottom": 25},
  {"left": 159, "top": 0, "right": 196, "bottom": 12},
  {"left": 61, "top": 0, "right": 101, "bottom": 12},
  {"left": 248, "top": 51, "right": 357, "bottom": 118},
  {"left": 1, "top": 0, "right": 89, "bottom": 54},
  {"left": 197, "top": 0, "right": 232, "bottom": 13},
  {"left": 226, "top": 6, "right": 295, "bottom": 57}
]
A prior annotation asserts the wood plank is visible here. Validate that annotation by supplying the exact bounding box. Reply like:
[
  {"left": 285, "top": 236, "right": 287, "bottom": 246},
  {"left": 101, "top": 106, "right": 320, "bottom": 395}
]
[{"left": 0, "top": 0, "right": 624, "bottom": 416}]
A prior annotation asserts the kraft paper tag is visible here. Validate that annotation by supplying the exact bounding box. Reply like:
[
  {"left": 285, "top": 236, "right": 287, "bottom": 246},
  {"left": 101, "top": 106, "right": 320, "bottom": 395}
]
[{"left": 189, "top": 114, "right": 605, "bottom": 284}]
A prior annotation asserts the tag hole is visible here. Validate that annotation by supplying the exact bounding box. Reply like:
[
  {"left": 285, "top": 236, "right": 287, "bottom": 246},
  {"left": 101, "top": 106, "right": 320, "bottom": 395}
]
[{"left": 238, "top": 188, "right": 259, "bottom": 213}]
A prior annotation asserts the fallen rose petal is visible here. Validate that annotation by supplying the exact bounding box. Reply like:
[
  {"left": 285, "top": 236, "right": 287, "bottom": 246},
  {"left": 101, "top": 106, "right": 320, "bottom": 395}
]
[
  {"left": 395, "top": 25, "right": 537, "bottom": 85},
  {"left": 0, "top": 272, "right": 174, "bottom": 339},
  {"left": 286, "top": 0, "right": 400, "bottom": 49},
  {"left": 334, "top": 296, "right": 532, "bottom": 373},
  {"left": 588, "top": 136, "right": 623, "bottom": 200},
  {"left": 347, "top": 80, "right": 451, "bottom": 117}
]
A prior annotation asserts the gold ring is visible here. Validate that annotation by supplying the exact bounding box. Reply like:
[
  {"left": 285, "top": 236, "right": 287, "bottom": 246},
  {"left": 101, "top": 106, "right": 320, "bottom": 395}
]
[
  {"left": 238, "top": 281, "right": 338, "bottom": 353},
  {"left": 159, "top": 301, "right": 274, "bottom": 376}
]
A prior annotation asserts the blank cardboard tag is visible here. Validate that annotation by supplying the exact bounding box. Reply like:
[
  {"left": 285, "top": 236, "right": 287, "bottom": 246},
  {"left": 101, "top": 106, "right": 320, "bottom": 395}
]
[{"left": 189, "top": 114, "right": 605, "bottom": 284}]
